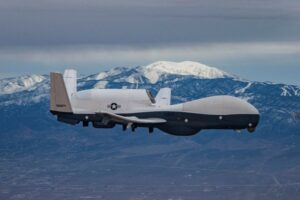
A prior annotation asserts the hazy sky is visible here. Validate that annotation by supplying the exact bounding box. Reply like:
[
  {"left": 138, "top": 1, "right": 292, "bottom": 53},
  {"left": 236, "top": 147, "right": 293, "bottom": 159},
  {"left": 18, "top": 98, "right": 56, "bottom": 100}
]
[{"left": 0, "top": 0, "right": 300, "bottom": 85}]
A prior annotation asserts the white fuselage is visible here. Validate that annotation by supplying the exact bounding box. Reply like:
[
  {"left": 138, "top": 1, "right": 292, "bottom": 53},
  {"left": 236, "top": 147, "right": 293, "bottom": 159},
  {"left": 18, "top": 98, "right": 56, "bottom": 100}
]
[
  {"left": 71, "top": 89, "right": 181, "bottom": 114},
  {"left": 50, "top": 69, "right": 260, "bottom": 136},
  {"left": 70, "top": 89, "right": 259, "bottom": 116}
]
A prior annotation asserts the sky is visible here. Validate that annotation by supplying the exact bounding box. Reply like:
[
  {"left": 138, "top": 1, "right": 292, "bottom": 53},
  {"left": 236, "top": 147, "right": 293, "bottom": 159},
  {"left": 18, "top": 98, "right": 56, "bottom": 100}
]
[{"left": 0, "top": 0, "right": 300, "bottom": 85}]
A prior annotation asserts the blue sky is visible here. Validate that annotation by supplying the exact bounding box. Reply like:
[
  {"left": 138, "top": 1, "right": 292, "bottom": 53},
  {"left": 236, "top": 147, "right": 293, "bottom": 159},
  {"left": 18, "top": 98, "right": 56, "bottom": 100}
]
[{"left": 0, "top": 0, "right": 299, "bottom": 85}]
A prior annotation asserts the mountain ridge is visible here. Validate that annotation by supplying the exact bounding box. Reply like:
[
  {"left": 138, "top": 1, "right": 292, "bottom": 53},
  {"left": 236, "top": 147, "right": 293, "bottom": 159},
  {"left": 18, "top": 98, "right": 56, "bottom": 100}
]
[
  {"left": 0, "top": 61, "right": 299, "bottom": 137},
  {"left": 1, "top": 61, "right": 300, "bottom": 199},
  {"left": 0, "top": 61, "right": 299, "bottom": 99}
]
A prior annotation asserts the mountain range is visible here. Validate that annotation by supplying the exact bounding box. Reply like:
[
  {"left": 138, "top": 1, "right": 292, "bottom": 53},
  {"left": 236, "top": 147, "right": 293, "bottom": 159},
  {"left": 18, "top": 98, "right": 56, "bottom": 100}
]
[{"left": 0, "top": 61, "right": 300, "bottom": 200}]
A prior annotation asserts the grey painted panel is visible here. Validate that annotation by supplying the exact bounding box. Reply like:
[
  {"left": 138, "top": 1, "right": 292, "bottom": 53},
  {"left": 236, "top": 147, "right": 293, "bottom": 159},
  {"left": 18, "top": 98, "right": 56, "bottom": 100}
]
[{"left": 50, "top": 73, "right": 73, "bottom": 113}]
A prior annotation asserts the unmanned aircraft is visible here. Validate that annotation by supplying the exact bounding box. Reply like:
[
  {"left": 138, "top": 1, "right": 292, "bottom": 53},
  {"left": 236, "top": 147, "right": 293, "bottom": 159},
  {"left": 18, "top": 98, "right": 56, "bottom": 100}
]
[{"left": 50, "top": 69, "right": 260, "bottom": 136}]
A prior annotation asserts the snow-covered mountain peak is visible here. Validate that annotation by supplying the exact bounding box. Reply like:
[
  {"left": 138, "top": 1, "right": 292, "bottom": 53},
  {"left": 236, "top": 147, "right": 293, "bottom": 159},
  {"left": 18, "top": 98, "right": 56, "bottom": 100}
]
[
  {"left": 138, "top": 61, "right": 229, "bottom": 83},
  {"left": 86, "top": 67, "right": 125, "bottom": 81},
  {"left": 0, "top": 74, "right": 46, "bottom": 95}
]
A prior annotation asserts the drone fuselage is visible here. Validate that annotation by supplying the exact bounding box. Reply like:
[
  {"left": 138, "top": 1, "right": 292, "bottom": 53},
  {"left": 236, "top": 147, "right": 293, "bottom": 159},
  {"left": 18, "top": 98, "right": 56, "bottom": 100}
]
[{"left": 50, "top": 70, "right": 260, "bottom": 136}]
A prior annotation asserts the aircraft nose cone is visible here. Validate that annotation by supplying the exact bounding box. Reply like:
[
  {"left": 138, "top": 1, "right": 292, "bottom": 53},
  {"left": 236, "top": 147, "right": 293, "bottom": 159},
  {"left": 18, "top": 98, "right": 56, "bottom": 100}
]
[
  {"left": 245, "top": 101, "right": 259, "bottom": 115},
  {"left": 219, "top": 96, "right": 260, "bottom": 115},
  {"left": 239, "top": 99, "right": 260, "bottom": 130}
]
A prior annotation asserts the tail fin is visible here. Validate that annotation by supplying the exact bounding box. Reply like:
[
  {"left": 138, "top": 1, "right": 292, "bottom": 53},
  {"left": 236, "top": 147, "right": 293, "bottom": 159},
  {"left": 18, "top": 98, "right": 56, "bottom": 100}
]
[
  {"left": 63, "top": 69, "right": 77, "bottom": 99},
  {"left": 50, "top": 72, "right": 73, "bottom": 113},
  {"left": 155, "top": 88, "right": 171, "bottom": 106}
]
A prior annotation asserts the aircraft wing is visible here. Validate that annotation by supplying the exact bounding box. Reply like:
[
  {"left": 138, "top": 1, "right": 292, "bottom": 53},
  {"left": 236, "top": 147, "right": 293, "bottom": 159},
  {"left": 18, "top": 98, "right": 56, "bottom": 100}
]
[{"left": 96, "top": 111, "right": 167, "bottom": 125}]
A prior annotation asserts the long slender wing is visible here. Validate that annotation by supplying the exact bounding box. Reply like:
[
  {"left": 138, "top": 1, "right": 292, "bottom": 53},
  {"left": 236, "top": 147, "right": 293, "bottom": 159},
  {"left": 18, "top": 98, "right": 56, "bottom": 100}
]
[{"left": 96, "top": 111, "right": 167, "bottom": 125}]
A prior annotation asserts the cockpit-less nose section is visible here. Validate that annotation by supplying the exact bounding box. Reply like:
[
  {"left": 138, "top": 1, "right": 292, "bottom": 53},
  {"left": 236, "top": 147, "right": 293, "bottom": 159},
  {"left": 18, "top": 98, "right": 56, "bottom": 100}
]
[{"left": 50, "top": 69, "right": 260, "bottom": 136}]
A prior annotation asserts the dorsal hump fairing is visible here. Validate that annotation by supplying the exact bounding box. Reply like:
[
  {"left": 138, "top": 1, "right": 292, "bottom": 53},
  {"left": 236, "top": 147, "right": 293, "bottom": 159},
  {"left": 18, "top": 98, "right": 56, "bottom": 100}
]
[{"left": 63, "top": 69, "right": 77, "bottom": 98}]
